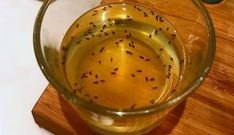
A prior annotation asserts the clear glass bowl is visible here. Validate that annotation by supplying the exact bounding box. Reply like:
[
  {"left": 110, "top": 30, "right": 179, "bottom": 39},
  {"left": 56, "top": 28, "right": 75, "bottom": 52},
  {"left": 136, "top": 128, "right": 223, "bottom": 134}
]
[{"left": 33, "top": 0, "right": 215, "bottom": 134}]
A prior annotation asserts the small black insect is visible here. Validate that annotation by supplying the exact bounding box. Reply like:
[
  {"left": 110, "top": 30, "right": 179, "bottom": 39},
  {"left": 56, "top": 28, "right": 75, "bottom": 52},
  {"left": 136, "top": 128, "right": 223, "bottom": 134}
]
[
  {"left": 129, "top": 33, "right": 132, "bottom": 38},
  {"left": 62, "top": 46, "right": 67, "bottom": 51},
  {"left": 154, "top": 30, "right": 158, "bottom": 35},
  {"left": 130, "top": 104, "right": 136, "bottom": 109},
  {"left": 145, "top": 76, "right": 149, "bottom": 82},
  {"left": 103, "top": 24, "right": 107, "bottom": 29},
  {"left": 159, "top": 17, "right": 164, "bottom": 22},
  {"left": 170, "top": 57, "right": 174, "bottom": 61},
  {"left": 81, "top": 73, "right": 88, "bottom": 79},
  {"left": 93, "top": 81, "right": 99, "bottom": 84},
  {"left": 126, "top": 50, "right": 133, "bottom": 55},
  {"left": 119, "top": 39, "right": 124, "bottom": 42},
  {"left": 127, "top": 18, "right": 133, "bottom": 21},
  {"left": 137, "top": 70, "right": 142, "bottom": 73},
  {"left": 171, "top": 34, "right": 176, "bottom": 37},
  {"left": 114, "top": 67, "right": 119, "bottom": 71},
  {"left": 92, "top": 13, "right": 98, "bottom": 16},
  {"left": 172, "top": 89, "right": 176, "bottom": 93},
  {"left": 103, "top": 7, "right": 107, "bottom": 10},
  {"left": 150, "top": 99, "right": 155, "bottom": 104},
  {"left": 89, "top": 71, "right": 92, "bottom": 75},
  {"left": 100, "top": 80, "right": 105, "bottom": 83},
  {"left": 111, "top": 72, "right": 116, "bottom": 75},
  {"left": 73, "top": 89, "right": 77, "bottom": 94},
  {"left": 137, "top": 8, "right": 142, "bottom": 11},
  {"left": 78, "top": 87, "right": 83, "bottom": 93},
  {"left": 139, "top": 55, "right": 145, "bottom": 59},
  {"left": 168, "top": 65, "right": 172, "bottom": 69},
  {"left": 145, "top": 58, "right": 150, "bottom": 61},
  {"left": 104, "top": 32, "right": 109, "bottom": 36},
  {"left": 156, "top": 15, "right": 160, "bottom": 21},
  {"left": 180, "top": 59, "right": 185, "bottom": 64},
  {"left": 167, "top": 75, "right": 170, "bottom": 79}
]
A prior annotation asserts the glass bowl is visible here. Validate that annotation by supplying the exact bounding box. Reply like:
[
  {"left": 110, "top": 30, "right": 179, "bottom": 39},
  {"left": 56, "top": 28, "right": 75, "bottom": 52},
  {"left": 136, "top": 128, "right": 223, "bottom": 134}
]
[{"left": 33, "top": 0, "right": 215, "bottom": 134}]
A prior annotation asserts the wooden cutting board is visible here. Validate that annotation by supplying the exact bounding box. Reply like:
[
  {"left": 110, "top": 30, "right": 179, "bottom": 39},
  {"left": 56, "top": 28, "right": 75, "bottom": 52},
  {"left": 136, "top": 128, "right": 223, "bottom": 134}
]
[{"left": 32, "top": 0, "right": 234, "bottom": 135}]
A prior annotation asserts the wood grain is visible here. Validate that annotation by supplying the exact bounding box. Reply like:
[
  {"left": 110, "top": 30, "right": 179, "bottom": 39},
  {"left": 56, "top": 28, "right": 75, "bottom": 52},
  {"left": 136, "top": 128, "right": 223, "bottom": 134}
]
[{"left": 32, "top": 0, "right": 234, "bottom": 135}]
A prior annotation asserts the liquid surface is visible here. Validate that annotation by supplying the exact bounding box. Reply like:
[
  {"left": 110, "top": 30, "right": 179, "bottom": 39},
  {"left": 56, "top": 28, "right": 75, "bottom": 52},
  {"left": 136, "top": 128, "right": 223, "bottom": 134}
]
[{"left": 60, "top": 3, "right": 185, "bottom": 109}]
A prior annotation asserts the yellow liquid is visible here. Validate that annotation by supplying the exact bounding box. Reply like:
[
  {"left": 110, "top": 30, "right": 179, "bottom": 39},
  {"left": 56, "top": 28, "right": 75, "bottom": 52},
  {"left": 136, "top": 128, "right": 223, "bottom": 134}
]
[
  {"left": 60, "top": 3, "right": 185, "bottom": 110},
  {"left": 59, "top": 3, "right": 186, "bottom": 134}
]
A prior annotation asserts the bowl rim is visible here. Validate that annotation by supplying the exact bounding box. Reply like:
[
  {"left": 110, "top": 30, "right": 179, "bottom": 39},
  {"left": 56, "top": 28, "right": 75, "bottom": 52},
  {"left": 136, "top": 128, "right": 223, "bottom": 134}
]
[{"left": 33, "top": 0, "right": 216, "bottom": 116}]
